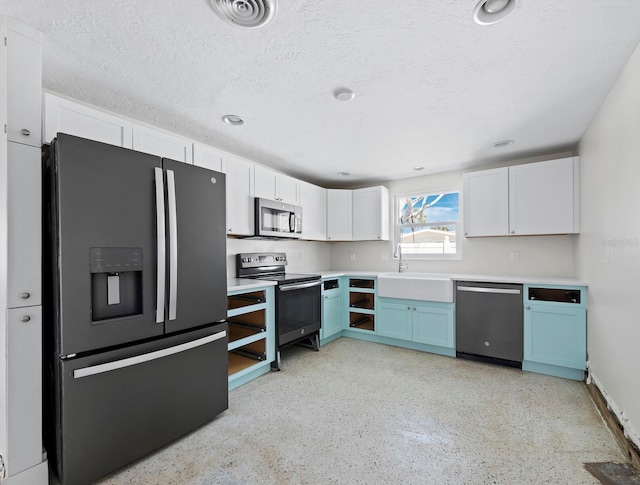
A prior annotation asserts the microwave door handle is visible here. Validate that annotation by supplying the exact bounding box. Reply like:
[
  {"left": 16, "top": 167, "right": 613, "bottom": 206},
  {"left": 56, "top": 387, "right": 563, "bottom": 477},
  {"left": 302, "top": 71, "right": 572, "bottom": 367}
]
[{"left": 289, "top": 212, "right": 295, "bottom": 233}]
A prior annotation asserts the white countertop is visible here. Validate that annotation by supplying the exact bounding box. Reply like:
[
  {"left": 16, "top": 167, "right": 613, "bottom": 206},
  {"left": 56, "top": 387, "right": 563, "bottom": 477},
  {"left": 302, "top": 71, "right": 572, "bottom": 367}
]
[
  {"left": 314, "top": 270, "right": 587, "bottom": 287},
  {"left": 227, "top": 278, "right": 277, "bottom": 292}
]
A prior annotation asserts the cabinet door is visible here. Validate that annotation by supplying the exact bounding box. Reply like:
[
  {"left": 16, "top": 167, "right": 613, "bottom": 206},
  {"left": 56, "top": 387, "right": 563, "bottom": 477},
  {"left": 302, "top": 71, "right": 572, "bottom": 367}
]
[
  {"left": 43, "top": 93, "right": 134, "bottom": 147},
  {"left": 132, "top": 124, "right": 193, "bottom": 163},
  {"left": 377, "top": 301, "right": 412, "bottom": 340},
  {"left": 277, "top": 173, "right": 299, "bottom": 205},
  {"left": 321, "top": 291, "right": 342, "bottom": 340},
  {"left": 463, "top": 167, "right": 509, "bottom": 237},
  {"left": 193, "top": 143, "right": 226, "bottom": 172},
  {"left": 326, "top": 189, "right": 352, "bottom": 240},
  {"left": 7, "top": 21, "right": 42, "bottom": 147},
  {"left": 254, "top": 164, "right": 278, "bottom": 200},
  {"left": 225, "top": 155, "right": 255, "bottom": 236},
  {"left": 509, "top": 157, "right": 578, "bottom": 235},
  {"left": 353, "top": 186, "right": 389, "bottom": 241},
  {"left": 413, "top": 305, "right": 454, "bottom": 348},
  {"left": 299, "top": 181, "right": 326, "bottom": 240},
  {"left": 6, "top": 143, "right": 41, "bottom": 308},
  {"left": 5, "top": 306, "right": 42, "bottom": 475},
  {"left": 524, "top": 303, "right": 586, "bottom": 369}
]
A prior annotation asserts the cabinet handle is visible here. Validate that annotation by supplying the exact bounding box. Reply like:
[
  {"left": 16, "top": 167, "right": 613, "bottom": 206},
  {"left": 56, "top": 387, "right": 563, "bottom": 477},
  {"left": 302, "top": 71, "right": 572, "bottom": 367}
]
[
  {"left": 20, "top": 292, "right": 31, "bottom": 300},
  {"left": 407, "top": 306, "right": 410, "bottom": 310},
  {"left": 227, "top": 228, "right": 232, "bottom": 232},
  {"left": 525, "top": 305, "right": 530, "bottom": 310},
  {"left": 511, "top": 230, "right": 515, "bottom": 234},
  {"left": 412, "top": 307, "right": 416, "bottom": 311},
  {"left": 20, "top": 128, "right": 31, "bottom": 136},
  {"left": 21, "top": 316, "right": 31, "bottom": 323}
]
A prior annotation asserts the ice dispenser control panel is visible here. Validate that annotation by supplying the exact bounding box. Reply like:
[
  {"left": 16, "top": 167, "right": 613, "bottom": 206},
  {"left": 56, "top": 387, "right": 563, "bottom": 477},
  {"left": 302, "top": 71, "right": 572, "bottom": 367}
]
[{"left": 90, "top": 248, "right": 143, "bottom": 322}]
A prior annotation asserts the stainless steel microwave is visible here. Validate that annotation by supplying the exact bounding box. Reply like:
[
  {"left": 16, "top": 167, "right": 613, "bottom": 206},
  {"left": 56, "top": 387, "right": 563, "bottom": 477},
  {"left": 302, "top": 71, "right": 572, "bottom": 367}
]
[{"left": 254, "top": 198, "right": 302, "bottom": 238}]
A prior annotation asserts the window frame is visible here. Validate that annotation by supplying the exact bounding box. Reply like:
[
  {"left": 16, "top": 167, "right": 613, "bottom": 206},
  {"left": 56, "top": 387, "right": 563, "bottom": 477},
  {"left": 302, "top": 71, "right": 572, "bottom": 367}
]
[{"left": 394, "top": 188, "right": 462, "bottom": 261}]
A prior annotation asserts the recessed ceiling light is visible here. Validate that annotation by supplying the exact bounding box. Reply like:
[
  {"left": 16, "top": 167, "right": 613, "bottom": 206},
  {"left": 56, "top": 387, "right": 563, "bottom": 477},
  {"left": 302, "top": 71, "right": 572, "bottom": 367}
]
[
  {"left": 208, "top": 0, "right": 277, "bottom": 30},
  {"left": 473, "top": 0, "right": 518, "bottom": 25},
  {"left": 413, "top": 166, "right": 425, "bottom": 171},
  {"left": 333, "top": 88, "right": 355, "bottom": 102},
  {"left": 494, "top": 139, "right": 514, "bottom": 148},
  {"left": 222, "top": 114, "right": 245, "bottom": 126},
  {"left": 337, "top": 172, "right": 351, "bottom": 176}
]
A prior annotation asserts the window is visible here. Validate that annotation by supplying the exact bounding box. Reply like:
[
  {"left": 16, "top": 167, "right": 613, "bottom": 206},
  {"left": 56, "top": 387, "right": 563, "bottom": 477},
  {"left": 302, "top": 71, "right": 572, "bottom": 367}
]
[{"left": 395, "top": 190, "right": 460, "bottom": 259}]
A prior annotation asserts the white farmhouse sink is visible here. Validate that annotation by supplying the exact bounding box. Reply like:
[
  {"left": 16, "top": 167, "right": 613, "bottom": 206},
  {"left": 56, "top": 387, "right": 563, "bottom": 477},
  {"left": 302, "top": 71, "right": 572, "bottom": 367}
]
[{"left": 378, "top": 272, "right": 453, "bottom": 302}]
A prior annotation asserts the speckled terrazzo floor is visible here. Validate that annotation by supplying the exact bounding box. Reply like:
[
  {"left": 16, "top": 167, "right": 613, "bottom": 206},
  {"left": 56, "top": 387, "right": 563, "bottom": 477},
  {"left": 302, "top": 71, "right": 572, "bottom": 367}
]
[{"left": 95, "top": 337, "right": 624, "bottom": 485}]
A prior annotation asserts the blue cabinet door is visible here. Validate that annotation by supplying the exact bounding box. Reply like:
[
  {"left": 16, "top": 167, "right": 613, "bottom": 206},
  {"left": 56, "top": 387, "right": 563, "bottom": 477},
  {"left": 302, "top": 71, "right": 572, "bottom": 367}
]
[
  {"left": 321, "top": 290, "right": 342, "bottom": 340},
  {"left": 413, "top": 305, "right": 454, "bottom": 348},
  {"left": 524, "top": 303, "right": 586, "bottom": 370},
  {"left": 377, "top": 301, "right": 412, "bottom": 340}
]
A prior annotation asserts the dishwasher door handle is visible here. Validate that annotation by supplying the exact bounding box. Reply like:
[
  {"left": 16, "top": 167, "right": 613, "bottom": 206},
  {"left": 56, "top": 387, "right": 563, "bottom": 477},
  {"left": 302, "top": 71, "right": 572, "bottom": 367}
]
[{"left": 457, "top": 286, "right": 521, "bottom": 295}]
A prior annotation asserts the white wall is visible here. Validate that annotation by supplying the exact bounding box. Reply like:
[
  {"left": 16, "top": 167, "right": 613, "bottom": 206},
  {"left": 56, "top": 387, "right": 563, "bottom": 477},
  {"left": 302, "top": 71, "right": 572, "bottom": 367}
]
[
  {"left": 226, "top": 238, "right": 331, "bottom": 278},
  {"left": 576, "top": 42, "right": 640, "bottom": 447},
  {"left": 332, "top": 154, "right": 576, "bottom": 278}
]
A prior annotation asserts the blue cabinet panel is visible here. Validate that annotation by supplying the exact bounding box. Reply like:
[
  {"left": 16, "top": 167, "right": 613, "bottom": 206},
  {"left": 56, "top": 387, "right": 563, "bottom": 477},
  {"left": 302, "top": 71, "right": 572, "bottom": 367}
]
[
  {"left": 413, "top": 306, "right": 453, "bottom": 348},
  {"left": 377, "top": 301, "right": 412, "bottom": 340},
  {"left": 321, "top": 289, "right": 342, "bottom": 342}
]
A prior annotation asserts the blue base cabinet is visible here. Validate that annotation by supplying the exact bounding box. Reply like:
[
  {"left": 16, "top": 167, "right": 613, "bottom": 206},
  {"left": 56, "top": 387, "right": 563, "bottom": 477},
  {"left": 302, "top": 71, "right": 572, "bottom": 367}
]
[
  {"left": 227, "top": 285, "right": 275, "bottom": 390},
  {"left": 523, "top": 284, "right": 587, "bottom": 381},
  {"left": 376, "top": 298, "right": 455, "bottom": 356},
  {"left": 321, "top": 278, "right": 343, "bottom": 345}
]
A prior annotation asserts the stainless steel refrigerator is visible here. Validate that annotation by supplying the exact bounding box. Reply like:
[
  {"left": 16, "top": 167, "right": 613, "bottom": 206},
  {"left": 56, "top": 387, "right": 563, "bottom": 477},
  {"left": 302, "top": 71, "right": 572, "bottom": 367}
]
[{"left": 42, "top": 134, "right": 229, "bottom": 485}]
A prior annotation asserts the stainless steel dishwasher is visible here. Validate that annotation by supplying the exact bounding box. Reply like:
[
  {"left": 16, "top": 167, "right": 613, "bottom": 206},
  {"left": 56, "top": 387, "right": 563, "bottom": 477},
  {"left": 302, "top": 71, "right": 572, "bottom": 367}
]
[{"left": 455, "top": 281, "right": 523, "bottom": 368}]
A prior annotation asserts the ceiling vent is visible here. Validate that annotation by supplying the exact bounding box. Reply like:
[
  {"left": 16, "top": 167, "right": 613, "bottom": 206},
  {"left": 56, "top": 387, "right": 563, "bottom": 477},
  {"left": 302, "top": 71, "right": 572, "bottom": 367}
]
[{"left": 208, "top": 0, "right": 277, "bottom": 29}]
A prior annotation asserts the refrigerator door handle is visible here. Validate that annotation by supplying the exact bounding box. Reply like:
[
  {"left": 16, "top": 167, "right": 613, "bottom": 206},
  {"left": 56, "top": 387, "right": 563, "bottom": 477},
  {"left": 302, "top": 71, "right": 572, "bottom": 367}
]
[
  {"left": 154, "top": 167, "right": 166, "bottom": 323},
  {"left": 166, "top": 169, "right": 178, "bottom": 321},
  {"left": 73, "top": 331, "right": 227, "bottom": 379}
]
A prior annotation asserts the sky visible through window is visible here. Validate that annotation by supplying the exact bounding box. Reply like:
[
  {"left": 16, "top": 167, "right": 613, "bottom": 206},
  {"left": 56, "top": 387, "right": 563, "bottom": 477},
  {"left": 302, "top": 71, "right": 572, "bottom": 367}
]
[{"left": 399, "top": 192, "right": 459, "bottom": 224}]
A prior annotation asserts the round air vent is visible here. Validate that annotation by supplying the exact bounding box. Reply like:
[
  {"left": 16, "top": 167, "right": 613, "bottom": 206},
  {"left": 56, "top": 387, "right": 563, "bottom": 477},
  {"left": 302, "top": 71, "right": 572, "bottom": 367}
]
[{"left": 208, "top": 0, "right": 277, "bottom": 29}]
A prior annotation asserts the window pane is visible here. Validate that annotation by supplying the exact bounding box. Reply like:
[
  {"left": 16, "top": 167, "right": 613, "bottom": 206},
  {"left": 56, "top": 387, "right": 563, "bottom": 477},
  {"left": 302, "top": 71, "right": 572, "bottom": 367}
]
[
  {"left": 399, "top": 192, "right": 459, "bottom": 224},
  {"left": 399, "top": 224, "right": 457, "bottom": 254}
]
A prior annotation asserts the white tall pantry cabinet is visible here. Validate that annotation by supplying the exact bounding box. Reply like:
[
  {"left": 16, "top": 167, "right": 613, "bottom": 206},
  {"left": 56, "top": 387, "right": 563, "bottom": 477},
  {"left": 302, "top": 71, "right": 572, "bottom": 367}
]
[{"left": 0, "top": 17, "right": 48, "bottom": 484}]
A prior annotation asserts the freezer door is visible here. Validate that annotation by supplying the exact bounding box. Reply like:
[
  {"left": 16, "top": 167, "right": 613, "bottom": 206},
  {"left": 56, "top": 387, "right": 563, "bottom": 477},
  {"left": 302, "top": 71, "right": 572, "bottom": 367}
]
[
  {"left": 45, "top": 134, "right": 165, "bottom": 356},
  {"left": 49, "top": 324, "right": 228, "bottom": 485},
  {"left": 162, "top": 158, "right": 227, "bottom": 333}
]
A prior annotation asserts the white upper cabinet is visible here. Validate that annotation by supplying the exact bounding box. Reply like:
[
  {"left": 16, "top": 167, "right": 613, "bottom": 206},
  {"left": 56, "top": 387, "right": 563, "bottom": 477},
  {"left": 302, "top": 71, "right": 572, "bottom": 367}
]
[
  {"left": 254, "top": 164, "right": 299, "bottom": 205},
  {"left": 132, "top": 124, "right": 193, "bottom": 164},
  {"left": 6, "top": 19, "right": 42, "bottom": 147},
  {"left": 193, "top": 142, "right": 226, "bottom": 173},
  {"left": 299, "top": 181, "right": 326, "bottom": 240},
  {"left": 43, "top": 93, "right": 133, "bottom": 147},
  {"left": 6, "top": 143, "right": 41, "bottom": 308},
  {"left": 224, "top": 154, "right": 255, "bottom": 236},
  {"left": 509, "top": 157, "right": 579, "bottom": 235},
  {"left": 463, "top": 157, "right": 580, "bottom": 237},
  {"left": 463, "top": 167, "right": 509, "bottom": 237},
  {"left": 352, "top": 185, "right": 390, "bottom": 241},
  {"left": 326, "top": 189, "right": 352, "bottom": 241}
]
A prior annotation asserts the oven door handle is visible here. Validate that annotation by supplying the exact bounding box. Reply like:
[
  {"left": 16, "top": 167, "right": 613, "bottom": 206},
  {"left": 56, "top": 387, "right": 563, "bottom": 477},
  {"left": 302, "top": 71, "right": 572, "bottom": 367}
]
[{"left": 279, "top": 280, "right": 322, "bottom": 292}]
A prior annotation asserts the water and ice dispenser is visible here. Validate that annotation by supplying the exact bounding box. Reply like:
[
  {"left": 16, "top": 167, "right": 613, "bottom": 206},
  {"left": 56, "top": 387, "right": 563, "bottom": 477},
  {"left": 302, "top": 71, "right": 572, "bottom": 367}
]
[{"left": 90, "top": 247, "right": 143, "bottom": 322}]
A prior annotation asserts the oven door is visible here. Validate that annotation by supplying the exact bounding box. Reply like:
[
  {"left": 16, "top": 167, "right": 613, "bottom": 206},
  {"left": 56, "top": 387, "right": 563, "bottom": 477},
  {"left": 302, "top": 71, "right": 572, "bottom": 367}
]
[{"left": 276, "top": 280, "right": 321, "bottom": 346}]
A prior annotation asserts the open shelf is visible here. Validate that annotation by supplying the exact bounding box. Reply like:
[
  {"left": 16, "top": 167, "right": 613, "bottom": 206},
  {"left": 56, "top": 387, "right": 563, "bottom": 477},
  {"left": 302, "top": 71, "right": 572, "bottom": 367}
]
[
  {"left": 228, "top": 309, "right": 266, "bottom": 342},
  {"left": 228, "top": 290, "right": 266, "bottom": 310},
  {"left": 349, "top": 313, "right": 375, "bottom": 331},
  {"left": 228, "top": 339, "right": 266, "bottom": 376},
  {"left": 349, "top": 278, "right": 375, "bottom": 289},
  {"left": 349, "top": 292, "right": 374, "bottom": 310}
]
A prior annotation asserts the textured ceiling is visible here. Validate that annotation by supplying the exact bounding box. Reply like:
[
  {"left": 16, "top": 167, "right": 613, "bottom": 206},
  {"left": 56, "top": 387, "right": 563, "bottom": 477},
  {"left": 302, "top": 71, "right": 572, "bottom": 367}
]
[{"left": 3, "top": 1, "right": 640, "bottom": 186}]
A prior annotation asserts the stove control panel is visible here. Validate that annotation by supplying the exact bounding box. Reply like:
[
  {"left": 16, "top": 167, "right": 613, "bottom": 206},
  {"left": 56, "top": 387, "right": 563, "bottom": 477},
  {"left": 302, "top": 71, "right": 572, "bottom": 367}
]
[{"left": 237, "top": 252, "right": 287, "bottom": 269}]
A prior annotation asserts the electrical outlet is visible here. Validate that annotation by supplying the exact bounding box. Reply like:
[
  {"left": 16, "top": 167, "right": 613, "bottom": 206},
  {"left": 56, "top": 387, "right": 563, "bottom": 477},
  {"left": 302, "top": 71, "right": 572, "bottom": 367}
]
[
  {"left": 350, "top": 252, "right": 356, "bottom": 261},
  {"left": 510, "top": 251, "right": 519, "bottom": 262}
]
